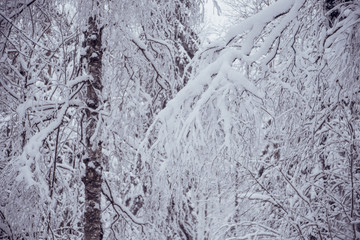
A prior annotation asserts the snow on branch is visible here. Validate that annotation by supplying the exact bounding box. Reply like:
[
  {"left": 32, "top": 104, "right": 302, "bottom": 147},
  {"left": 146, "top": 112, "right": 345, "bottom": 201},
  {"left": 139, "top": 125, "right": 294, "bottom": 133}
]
[
  {"left": 141, "top": 0, "right": 304, "bottom": 156},
  {"left": 324, "top": 5, "right": 360, "bottom": 48},
  {"left": 0, "top": 10, "right": 52, "bottom": 51},
  {"left": 0, "top": 76, "right": 20, "bottom": 101},
  {"left": 226, "top": 68, "right": 264, "bottom": 99},
  {"left": 67, "top": 74, "right": 92, "bottom": 88},
  {"left": 12, "top": 100, "right": 69, "bottom": 196},
  {"left": 225, "top": 0, "right": 305, "bottom": 63},
  {"left": 224, "top": 0, "right": 301, "bottom": 46}
]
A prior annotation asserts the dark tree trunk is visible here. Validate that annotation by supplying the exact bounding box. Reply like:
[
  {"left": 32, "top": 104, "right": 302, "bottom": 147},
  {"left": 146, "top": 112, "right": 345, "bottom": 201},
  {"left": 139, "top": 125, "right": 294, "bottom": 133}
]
[
  {"left": 174, "top": 0, "right": 199, "bottom": 87},
  {"left": 82, "top": 15, "right": 104, "bottom": 240}
]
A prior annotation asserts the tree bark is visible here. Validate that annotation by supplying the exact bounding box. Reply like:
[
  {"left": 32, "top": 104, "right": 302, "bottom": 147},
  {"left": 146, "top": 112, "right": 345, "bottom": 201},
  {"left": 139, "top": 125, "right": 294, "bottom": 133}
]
[{"left": 82, "top": 15, "right": 104, "bottom": 240}]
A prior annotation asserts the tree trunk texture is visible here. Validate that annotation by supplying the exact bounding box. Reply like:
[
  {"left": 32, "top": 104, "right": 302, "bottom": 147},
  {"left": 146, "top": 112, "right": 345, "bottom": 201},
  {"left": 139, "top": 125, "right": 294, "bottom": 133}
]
[{"left": 82, "top": 15, "right": 104, "bottom": 240}]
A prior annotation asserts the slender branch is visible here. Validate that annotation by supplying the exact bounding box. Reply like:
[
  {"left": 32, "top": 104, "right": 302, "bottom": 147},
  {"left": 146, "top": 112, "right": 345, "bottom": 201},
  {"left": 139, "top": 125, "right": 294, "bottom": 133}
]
[
  {"left": 50, "top": 127, "right": 60, "bottom": 198},
  {"left": 102, "top": 179, "right": 148, "bottom": 227},
  {"left": 236, "top": 160, "right": 288, "bottom": 214},
  {"left": 0, "top": 11, "right": 51, "bottom": 51},
  {"left": 131, "top": 39, "right": 170, "bottom": 90},
  {"left": 278, "top": 168, "right": 310, "bottom": 206},
  {"left": 0, "top": 209, "right": 14, "bottom": 240}
]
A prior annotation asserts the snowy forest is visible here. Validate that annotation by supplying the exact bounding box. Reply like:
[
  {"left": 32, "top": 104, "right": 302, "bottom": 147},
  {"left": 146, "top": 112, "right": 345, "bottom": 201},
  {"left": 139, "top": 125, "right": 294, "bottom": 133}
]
[{"left": 0, "top": 0, "right": 359, "bottom": 239}]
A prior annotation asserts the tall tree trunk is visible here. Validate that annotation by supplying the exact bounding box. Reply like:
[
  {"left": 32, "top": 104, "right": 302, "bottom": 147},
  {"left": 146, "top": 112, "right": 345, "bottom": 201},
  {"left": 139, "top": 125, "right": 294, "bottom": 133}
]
[{"left": 82, "top": 15, "right": 104, "bottom": 240}]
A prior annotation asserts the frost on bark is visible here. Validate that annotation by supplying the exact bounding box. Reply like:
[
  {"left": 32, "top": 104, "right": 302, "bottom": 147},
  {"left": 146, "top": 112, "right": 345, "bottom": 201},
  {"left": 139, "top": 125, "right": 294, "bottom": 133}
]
[{"left": 82, "top": 15, "right": 104, "bottom": 240}]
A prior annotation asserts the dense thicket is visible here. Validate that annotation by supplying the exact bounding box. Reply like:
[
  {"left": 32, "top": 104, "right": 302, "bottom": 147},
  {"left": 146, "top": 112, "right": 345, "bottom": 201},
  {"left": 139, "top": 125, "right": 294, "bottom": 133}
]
[
  {"left": 0, "top": 0, "right": 359, "bottom": 239},
  {"left": 0, "top": 0, "right": 201, "bottom": 239},
  {"left": 141, "top": 0, "right": 360, "bottom": 239}
]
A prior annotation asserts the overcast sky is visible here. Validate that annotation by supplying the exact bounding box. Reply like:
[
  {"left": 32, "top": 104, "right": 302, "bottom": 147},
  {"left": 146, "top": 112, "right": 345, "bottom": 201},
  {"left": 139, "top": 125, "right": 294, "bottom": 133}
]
[{"left": 202, "top": 0, "right": 231, "bottom": 43}]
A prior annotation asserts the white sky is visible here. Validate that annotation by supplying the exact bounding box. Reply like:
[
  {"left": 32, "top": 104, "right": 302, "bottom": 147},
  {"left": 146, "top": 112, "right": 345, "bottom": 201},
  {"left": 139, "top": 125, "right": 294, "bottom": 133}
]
[
  {"left": 201, "top": 0, "right": 231, "bottom": 43},
  {"left": 63, "top": 0, "right": 232, "bottom": 46}
]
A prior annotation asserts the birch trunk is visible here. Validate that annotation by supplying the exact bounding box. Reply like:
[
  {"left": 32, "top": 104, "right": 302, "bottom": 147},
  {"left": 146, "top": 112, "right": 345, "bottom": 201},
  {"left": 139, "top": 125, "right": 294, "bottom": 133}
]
[{"left": 82, "top": 15, "right": 104, "bottom": 240}]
